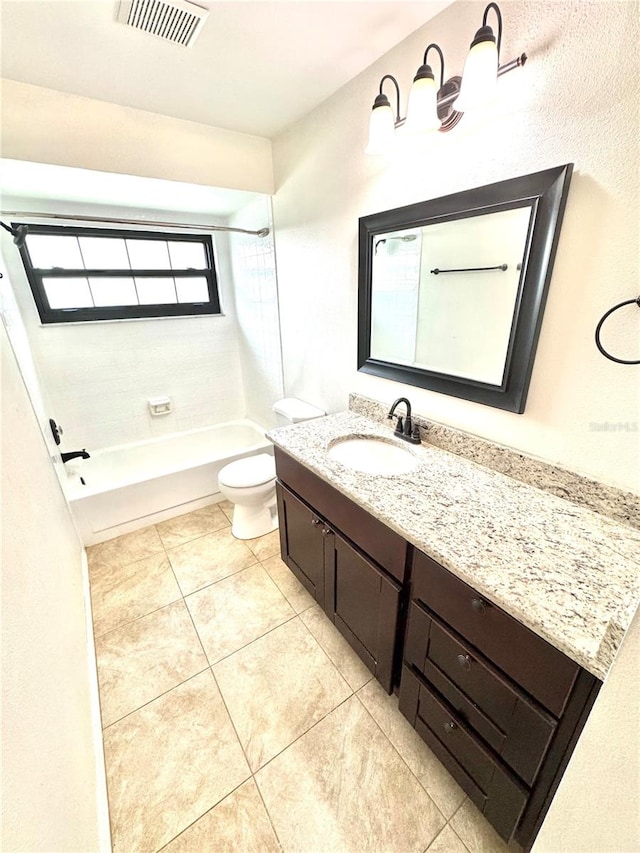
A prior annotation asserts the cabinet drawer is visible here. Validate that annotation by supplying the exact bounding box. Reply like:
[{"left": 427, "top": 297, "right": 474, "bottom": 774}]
[
  {"left": 275, "top": 448, "right": 408, "bottom": 583},
  {"left": 405, "top": 602, "right": 557, "bottom": 785},
  {"left": 399, "top": 665, "right": 528, "bottom": 842},
  {"left": 412, "top": 549, "right": 579, "bottom": 717}
]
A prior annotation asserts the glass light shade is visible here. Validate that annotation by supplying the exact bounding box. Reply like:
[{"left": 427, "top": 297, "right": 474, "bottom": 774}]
[
  {"left": 365, "top": 104, "right": 396, "bottom": 155},
  {"left": 455, "top": 38, "right": 499, "bottom": 112},
  {"left": 406, "top": 76, "right": 441, "bottom": 133}
]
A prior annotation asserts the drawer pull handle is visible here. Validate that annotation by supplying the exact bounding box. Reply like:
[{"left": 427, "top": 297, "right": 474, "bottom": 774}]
[
  {"left": 311, "top": 518, "right": 322, "bottom": 526},
  {"left": 471, "top": 597, "right": 487, "bottom": 614},
  {"left": 457, "top": 654, "right": 473, "bottom": 671},
  {"left": 443, "top": 720, "right": 457, "bottom": 734}
]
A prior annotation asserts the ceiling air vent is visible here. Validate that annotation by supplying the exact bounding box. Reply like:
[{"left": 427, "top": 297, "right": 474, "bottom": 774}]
[{"left": 117, "top": 0, "right": 209, "bottom": 47}]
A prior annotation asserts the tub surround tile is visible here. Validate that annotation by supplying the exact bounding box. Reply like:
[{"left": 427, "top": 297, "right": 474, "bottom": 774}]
[
  {"left": 357, "top": 680, "right": 466, "bottom": 820},
  {"left": 300, "top": 604, "right": 373, "bottom": 692},
  {"left": 103, "top": 670, "right": 250, "bottom": 853},
  {"left": 213, "top": 617, "right": 352, "bottom": 771},
  {"left": 255, "top": 695, "right": 445, "bottom": 853},
  {"left": 156, "top": 504, "right": 230, "bottom": 549},
  {"left": 186, "top": 564, "right": 295, "bottom": 664},
  {"left": 268, "top": 411, "right": 640, "bottom": 680},
  {"left": 166, "top": 527, "right": 258, "bottom": 596},
  {"left": 95, "top": 600, "right": 208, "bottom": 727},
  {"left": 245, "top": 528, "right": 281, "bottom": 561},
  {"left": 260, "top": 554, "right": 315, "bottom": 614},
  {"left": 90, "top": 552, "right": 182, "bottom": 638},
  {"left": 87, "top": 524, "right": 165, "bottom": 573},
  {"left": 349, "top": 393, "right": 640, "bottom": 530},
  {"left": 163, "top": 779, "right": 280, "bottom": 852}
]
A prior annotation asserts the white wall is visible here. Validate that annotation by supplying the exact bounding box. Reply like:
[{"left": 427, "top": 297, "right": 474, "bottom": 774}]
[
  {"left": 1, "top": 269, "right": 105, "bottom": 850},
  {"left": 0, "top": 79, "right": 274, "bottom": 194},
  {"left": 271, "top": 0, "right": 640, "bottom": 493}
]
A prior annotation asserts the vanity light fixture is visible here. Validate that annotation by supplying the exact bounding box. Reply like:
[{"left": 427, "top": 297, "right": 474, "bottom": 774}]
[{"left": 366, "top": 2, "right": 526, "bottom": 153}]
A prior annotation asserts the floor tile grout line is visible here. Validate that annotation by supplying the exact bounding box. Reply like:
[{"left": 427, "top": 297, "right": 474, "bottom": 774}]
[
  {"left": 352, "top": 688, "right": 451, "bottom": 829},
  {"left": 296, "top": 606, "right": 364, "bottom": 694},
  {"left": 259, "top": 560, "right": 316, "bottom": 615},
  {"left": 101, "top": 666, "right": 211, "bottom": 732},
  {"left": 92, "top": 594, "right": 184, "bottom": 642},
  {"left": 252, "top": 692, "right": 355, "bottom": 776},
  {"left": 251, "top": 775, "right": 285, "bottom": 853},
  {"left": 154, "top": 776, "right": 253, "bottom": 852}
]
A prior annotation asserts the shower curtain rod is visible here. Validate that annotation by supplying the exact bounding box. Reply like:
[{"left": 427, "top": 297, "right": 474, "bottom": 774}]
[{"left": 0, "top": 210, "right": 270, "bottom": 238}]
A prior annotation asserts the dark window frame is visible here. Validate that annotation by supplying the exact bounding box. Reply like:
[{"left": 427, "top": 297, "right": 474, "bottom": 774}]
[{"left": 16, "top": 223, "right": 222, "bottom": 323}]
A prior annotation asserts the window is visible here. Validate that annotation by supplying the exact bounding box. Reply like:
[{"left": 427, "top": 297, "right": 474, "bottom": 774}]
[{"left": 17, "top": 224, "right": 221, "bottom": 323}]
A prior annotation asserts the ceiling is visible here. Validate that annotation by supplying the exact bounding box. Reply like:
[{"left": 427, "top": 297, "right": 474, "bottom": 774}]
[{"left": 0, "top": 0, "right": 453, "bottom": 139}]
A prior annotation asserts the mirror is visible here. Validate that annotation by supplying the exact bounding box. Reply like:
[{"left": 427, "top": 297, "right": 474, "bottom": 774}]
[{"left": 358, "top": 164, "right": 573, "bottom": 412}]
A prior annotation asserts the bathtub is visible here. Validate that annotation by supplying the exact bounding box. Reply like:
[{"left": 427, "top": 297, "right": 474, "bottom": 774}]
[{"left": 64, "top": 419, "right": 271, "bottom": 545}]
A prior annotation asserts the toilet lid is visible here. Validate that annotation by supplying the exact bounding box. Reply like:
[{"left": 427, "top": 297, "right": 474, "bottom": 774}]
[{"left": 218, "top": 453, "right": 276, "bottom": 488}]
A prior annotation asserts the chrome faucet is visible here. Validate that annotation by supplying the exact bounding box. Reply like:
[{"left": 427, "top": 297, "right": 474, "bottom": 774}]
[
  {"left": 60, "top": 449, "right": 91, "bottom": 463},
  {"left": 387, "top": 398, "right": 421, "bottom": 444}
]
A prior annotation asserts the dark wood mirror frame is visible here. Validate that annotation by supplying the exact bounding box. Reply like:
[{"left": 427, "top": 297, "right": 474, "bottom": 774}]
[{"left": 357, "top": 164, "right": 574, "bottom": 413}]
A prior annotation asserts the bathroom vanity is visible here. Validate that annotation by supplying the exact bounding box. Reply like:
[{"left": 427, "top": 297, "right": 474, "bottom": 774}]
[{"left": 270, "top": 408, "right": 640, "bottom": 850}]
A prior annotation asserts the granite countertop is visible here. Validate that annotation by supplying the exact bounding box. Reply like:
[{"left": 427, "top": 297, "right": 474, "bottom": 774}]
[{"left": 268, "top": 412, "right": 640, "bottom": 681}]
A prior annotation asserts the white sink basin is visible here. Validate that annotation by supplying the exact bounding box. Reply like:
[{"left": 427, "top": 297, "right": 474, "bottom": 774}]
[{"left": 327, "top": 437, "right": 419, "bottom": 475}]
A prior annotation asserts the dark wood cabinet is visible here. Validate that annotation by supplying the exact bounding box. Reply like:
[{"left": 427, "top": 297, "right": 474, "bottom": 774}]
[
  {"left": 274, "top": 447, "right": 602, "bottom": 851},
  {"left": 276, "top": 479, "right": 325, "bottom": 602},
  {"left": 326, "top": 529, "right": 401, "bottom": 692},
  {"left": 275, "top": 449, "right": 408, "bottom": 693},
  {"left": 400, "top": 547, "right": 601, "bottom": 850}
]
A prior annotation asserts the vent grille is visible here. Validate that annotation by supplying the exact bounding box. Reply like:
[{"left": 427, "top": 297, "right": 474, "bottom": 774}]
[{"left": 117, "top": 0, "right": 208, "bottom": 47}]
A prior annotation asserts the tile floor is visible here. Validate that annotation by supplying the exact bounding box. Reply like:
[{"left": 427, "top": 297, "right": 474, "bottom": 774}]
[{"left": 88, "top": 501, "right": 516, "bottom": 853}]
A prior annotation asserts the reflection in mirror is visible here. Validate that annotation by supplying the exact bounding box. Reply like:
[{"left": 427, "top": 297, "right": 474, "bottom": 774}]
[
  {"left": 358, "top": 164, "right": 574, "bottom": 413},
  {"left": 370, "top": 206, "right": 533, "bottom": 385}
]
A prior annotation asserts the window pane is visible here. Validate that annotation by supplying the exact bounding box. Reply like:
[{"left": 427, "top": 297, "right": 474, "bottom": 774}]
[
  {"left": 79, "top": 237, "right": 130, "bottom": 269},
  {"left": 43, "top": 277, "right": 93, "bottom": 309},
  {"left": 126, "top": 239, "right": 170, "bottom": 269},
  {"left": 176, "top": 276, "right": 209, "bottom": 303},
  {"left": 168, "top": 241, "right": 206, "bottom": 270},
  {"left": 135, "top": 277, "right": 177, "bottom": 304},
  {"left": 89, "top": 277, "right": 138, "bottom": 307},
  {"left": 27, "top": 235, "right": 83, "bottom": 268}
]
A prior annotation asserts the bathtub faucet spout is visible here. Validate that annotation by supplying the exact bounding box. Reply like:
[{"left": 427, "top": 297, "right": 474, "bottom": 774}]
[{"left": 60, "top": 449, "right": 91, "bottom": 463}]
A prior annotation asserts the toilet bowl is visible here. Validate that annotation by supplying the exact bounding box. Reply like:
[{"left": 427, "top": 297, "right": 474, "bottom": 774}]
[
  {"left": 218, "top": 397, "right": 326, "bottom": 540},
  {"left": 218, "top": 453, "right": 277, "bottom": 540}
]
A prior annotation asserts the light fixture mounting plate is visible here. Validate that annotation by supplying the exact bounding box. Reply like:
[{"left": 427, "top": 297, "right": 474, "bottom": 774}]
[{"left": 437, "top": 76, "right": 464, "bottom": 132}]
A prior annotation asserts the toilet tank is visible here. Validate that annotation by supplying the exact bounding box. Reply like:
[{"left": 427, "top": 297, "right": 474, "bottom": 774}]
[{"left": 272, "top": 397, "right": 326, "bottom": 425}]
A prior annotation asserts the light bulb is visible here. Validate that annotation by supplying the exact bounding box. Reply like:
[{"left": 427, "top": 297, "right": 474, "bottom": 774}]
[
  {"left": 406, "top": 74, "right": 441, "bottom": 133},
  {"left": 456, "top": 37, "right": 499, "bottom": 112},
  {"left": 365, "top": 102, "right": 396, "bottom": 155}
]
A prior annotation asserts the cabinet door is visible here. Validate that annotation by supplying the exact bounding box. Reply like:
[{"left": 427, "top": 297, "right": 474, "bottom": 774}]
[
  {"left": 276, "top": 483, "right": 325, "bottom": 603},
  {"left": 324, "top": 530, "right": 401, "bottom": 693}
]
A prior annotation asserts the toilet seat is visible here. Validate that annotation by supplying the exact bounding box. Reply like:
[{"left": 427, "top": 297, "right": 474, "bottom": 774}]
[{"left": 218, "top": 453, "right": 276, "bottom": 489}]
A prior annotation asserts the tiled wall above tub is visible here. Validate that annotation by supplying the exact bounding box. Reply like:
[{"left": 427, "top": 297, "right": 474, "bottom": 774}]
[
  {"left": 229, "top": 197, "right": 284, "bottom": 428},
  {"left": 35, "top": 313, "right": 245, "bottom": 449},
  {"left": 2, "top": 224, "right": 246, "bottom": 451}
]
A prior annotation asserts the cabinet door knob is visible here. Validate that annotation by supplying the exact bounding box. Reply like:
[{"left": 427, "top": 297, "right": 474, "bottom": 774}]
[
  {"left": 443, "top": 720, "right": 457, "bottom": 734},
  {"left": 322, "top": 527, "right": 332, "bottom": 535},
  {"left": 311, "top": 518, "right": 322, "bottom": 526},
  {"left": 471, "top": 597, "right": 487, "bottom": 614},
  {"left": 457, "top": 654, "right": 472, "bottom": 671}
]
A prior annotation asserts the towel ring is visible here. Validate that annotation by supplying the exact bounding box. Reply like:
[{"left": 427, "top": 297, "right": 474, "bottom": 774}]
[{"left": 594, "top": 296, "right": 640, "bottom": 364}]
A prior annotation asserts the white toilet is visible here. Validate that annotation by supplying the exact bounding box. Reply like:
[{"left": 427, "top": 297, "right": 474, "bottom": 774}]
[{"left": 218, "top": 398, "right": 325, "bottom": 540}]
